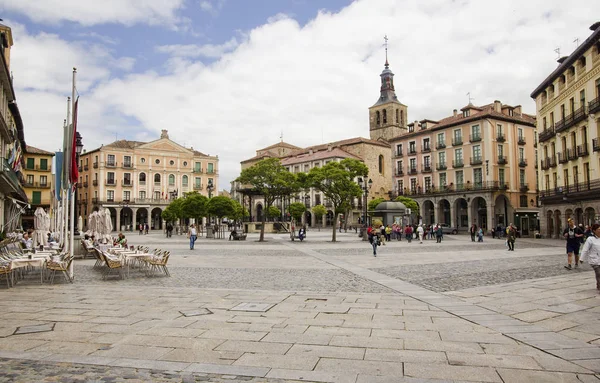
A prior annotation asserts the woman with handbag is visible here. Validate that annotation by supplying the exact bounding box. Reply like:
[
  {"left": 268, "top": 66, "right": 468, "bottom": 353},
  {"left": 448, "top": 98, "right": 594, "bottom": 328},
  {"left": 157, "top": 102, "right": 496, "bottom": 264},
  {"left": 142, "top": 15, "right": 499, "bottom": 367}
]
[{"left": 580, "top": 223, "right": 600, "bottom": 292}]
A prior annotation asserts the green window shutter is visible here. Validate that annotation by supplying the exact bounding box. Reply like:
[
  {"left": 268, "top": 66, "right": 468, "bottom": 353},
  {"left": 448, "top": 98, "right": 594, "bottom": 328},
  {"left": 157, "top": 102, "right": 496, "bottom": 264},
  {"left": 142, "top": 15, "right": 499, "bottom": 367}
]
[
  {"left": 40, "top": 159, "right": 48, "bottom": 170},
  {"left": 32, "top": 191, "right": 42, "bottom": 205},
  {"left": 26, "top": 158, "right": 35, "bottom": 169}
]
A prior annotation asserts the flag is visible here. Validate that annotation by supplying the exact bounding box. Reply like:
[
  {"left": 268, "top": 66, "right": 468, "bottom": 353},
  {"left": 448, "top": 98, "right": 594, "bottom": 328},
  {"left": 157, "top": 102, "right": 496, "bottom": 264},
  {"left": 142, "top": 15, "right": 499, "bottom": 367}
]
[
  {"left": 54, "top": 151, "right": 63, "bottom": 200},
  {"left": 69, "top": 97, "right": 79, "bottom": 184}
]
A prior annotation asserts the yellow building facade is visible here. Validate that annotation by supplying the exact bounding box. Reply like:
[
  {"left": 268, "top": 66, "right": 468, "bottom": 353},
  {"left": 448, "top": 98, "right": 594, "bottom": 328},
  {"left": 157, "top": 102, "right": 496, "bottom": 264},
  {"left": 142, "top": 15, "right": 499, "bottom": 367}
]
[
  {"left": 79, "top": 130, "right": 218, "bottom": 231},
  {"left": 531, "top": 21, "right": 600, "bottom": 237},
  {"left": 21, "top": 145, "right": 54, "bottom": 230}
]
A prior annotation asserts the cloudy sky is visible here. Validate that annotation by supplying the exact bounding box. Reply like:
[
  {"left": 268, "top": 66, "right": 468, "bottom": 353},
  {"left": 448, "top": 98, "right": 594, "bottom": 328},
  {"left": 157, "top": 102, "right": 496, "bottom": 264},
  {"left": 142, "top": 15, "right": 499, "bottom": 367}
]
[{"left": 1, "top": 0, "right": 598, "bottom": 189}]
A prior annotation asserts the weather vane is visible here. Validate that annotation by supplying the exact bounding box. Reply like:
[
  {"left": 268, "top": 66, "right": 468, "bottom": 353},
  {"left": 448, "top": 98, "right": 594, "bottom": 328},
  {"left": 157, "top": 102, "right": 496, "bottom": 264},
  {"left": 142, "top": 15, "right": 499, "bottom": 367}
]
[
  {"left": 554, "top": 47, "right": 561, "bottom": 59},
  {"left": 383, "top": 35, "right": 389, "bottom": 66},
  {"left": 467, "top": 92, "right": 474, "bottom": 105}
]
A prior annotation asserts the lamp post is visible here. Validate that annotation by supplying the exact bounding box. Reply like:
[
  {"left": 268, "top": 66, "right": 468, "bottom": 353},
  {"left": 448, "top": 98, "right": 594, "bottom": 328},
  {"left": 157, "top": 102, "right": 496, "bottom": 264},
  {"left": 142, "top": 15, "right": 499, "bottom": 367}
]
[
  {"left": 206, "top": 179, "right": 214, "bottom": 225},
  {"left": 358, "top": 177, "right": 372, "bottom": 241},
  {"left": 74, "top": 132, "right": 83, "bottom": 235}
]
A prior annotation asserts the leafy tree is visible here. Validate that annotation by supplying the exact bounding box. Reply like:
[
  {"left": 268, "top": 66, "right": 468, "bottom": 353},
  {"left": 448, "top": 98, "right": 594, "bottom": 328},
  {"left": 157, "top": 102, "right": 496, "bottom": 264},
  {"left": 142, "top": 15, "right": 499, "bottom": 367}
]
[
  {"left": 288, "top": 202, "right": 306, "bottom": 225},
  {"left": 181, "top": 192, "right": 208, "bottom": 225},
  {"left": 207, "top": 196, "right": 236, "bottom": 220},
  {"left": 308, "top": 158, "right": 368, "bottom": 242},
  {"left": 230, "top": 199, "right": 248, "bottom": 223},
  {"left": 312, "top": 205, "right": 326, "bottom": 228},
  {"left": 368, "top": 197, "right": 386, "bottom": 213},
  {"left": 236, "top": 158, "right": 299, "bottom": 241},
  {"left": 267, "top": 206, "right": 281, "bottom": 220},
  {"left": 395, "top": 195, "right": 420, "bottom": 216},
  {"left": 161, "top": 208, "right": 177, "bottom": 223}
]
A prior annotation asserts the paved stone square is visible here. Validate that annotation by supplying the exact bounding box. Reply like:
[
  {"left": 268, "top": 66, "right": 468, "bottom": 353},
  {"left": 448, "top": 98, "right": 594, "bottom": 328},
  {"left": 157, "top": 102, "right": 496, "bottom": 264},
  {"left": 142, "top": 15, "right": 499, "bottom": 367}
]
[{"left": 0, "top": 231, "right": 599, "bottom": 382}]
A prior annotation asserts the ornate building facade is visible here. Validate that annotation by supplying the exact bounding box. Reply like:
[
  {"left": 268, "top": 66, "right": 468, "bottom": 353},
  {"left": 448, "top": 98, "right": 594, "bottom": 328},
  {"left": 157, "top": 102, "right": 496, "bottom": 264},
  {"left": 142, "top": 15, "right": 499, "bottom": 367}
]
[
  {"left": 21, "top": 145, "right": 54, "bottom": 230},
  {"left": 79, "top": 130, "right": 218, "bottom": 231},
  {"left": 532, "top": 21, "right": 600, "bottom": 238}
]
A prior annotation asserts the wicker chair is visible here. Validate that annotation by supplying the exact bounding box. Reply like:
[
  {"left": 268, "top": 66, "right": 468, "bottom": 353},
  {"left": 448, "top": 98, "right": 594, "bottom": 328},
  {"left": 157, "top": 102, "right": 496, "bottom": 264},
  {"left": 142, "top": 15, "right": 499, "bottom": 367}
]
[
  {"left": 147, "top": 251, "right": 170, "bottom": 277},
  {"left": 0, "top": 262, "right": 12, "bottom": 288},
  {"left": 46, "top": 255, "right": 74, "bottom": 284},
  {"left": 101, "top": 252, "right": 125, "bottom": 280}
]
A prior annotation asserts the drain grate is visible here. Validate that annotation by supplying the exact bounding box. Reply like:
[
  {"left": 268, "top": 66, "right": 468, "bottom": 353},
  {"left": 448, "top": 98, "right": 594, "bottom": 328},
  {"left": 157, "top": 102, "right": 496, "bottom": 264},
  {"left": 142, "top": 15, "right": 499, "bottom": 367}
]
[
  {"left": 229, "top": 303, "right": 275, "bottom": 312},
  {"left": 14, "top": 322, "right": 56, "bottom": 335},
  {"left": 179, "top": 308, "right": 213, "bottom": 317}
]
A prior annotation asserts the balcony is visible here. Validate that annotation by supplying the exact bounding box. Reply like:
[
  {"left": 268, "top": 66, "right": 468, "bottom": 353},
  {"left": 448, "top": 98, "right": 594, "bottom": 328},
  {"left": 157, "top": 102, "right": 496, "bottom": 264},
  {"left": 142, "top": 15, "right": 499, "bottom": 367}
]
[
  {"left": 0, "top": 158, "right": 26, "bottom": 201},
  {"left": 106, "top": 198, "right": 114, "bottom": 203},
  {"left": 496, "top": 133, "right": 505, "bottom": 142},
  {"left": 520, "top": 184, "right": 529, "bottom": 192},
  {"left": 540, "top": 179, "right": 600, "bottom": 205},
  {"left": 193, "top": 168, "right": 203, "bottom": 173},
  {"left": 538, "top": 126, "right": 555, "bottom": 143},
  {"left": 469, "top": 134, "right": 482, "bottom": 143},
  {"left": 568, "top": 106, "right": 587, "bottom": 129},
  {"left": 555, "top": 118, "right": 566, "bottom": 133},
  {"left": 78, "top": 166, "right": 82, "bottom": 173},
  {"left": 92, "top": 180, "right": 98, "bottom": 186},
  {"left": 122, "top": 162, "right": 133, "bottom": 169},
  {"left": 499, "top": 182, "right": 509, "bottom": 190},
  {"left": 452, "top": 137, "right": 463, "bottom": 146},
  {"left": 394, "top": 150, "right": 403, "bottom": 158},
  {"left": 589, "top": 96, "right": 600, "bottom": 115},
  {"left": 83, "top": 181, "right": 88, "bottom": 187},
  {"left": 519, "top": 159, "right": 527, "bottom": 167},
  {"left": 92, "top": 197, "right": 99, "bottom": 204},
  {"left": 593, "top": 138, "right": 600, "bottom": 152},
  {"left": 207, "top": 170, "right": 216, "bottom": 174},
  {"left": 33, "top": 164, "right": 52, "bottom": 172},
  {"left": 421, "top": 165, "right": 432, "bottom": 173},
  {"left": 567, "top": 148, "right": 577, "bottom": 161},
  {"left": 408, "top": 181, "right": 508, "bottom": 196},
  {"left": 470, "top": 157, "right": 483, "bottom": 165},
  {"left": 549, "top": 156, "right": 557, "bottom": 168},
  {"left": 517, "top": 137, "right": 526, "bottom": 145},
  {"left": 558, "top": 152, "right": 568, "bottom": 164},
  {"left": 452, "top": 159, "right": 464, "bottom": 168},
  {"left": 436, "top": 163, "right": 447, "bottom": 171},
  {"left": 193, "top": 184, "right": 203, "bottom": 190},
  {"left": 497, "top": 156, "right": 507, "bottom": 165},
  {"left": 122, "top": 180, "right": 133, "bottom": 187},
  {"left": 396, "top": 168, "right": 404, "bottom": 176},
  {"left": 436, "top": 141, "right": 446, "bottom": 149},
  {"left": 422, "top": 145, "right": 431, "bottom": 153},
  {"left": 105, "top": 179, "right": 116, "bottom": 186},
  {"left": 84, "top": 165, "right": 89, "bottom": 171},
  {"left": 93, "top": 162, "right": 98, "bottom": 169},
  {"left": 408, "top": 148, "right": 417, "bottom": 155},
  {"left": 577, "top": 143, "right": 589, "bottom": 157},
  {"left": 408, "top": 167, "right": 418, "bottom": 175},
  {"left": 106, "top": 161, "right": 117, "bottom": 168}
]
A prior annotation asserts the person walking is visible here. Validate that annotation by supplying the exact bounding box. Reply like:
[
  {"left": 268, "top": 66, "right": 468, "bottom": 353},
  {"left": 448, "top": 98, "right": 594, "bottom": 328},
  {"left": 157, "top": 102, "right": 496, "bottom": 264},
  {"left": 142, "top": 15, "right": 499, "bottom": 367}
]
[
  {"left": 435, "top": 224, "right": 443, "bottom": 243},
  {"left": 368, "top": 225, "right": 379, "bottom": 256},
  {"left": 188, "top": 224, "right": 197, "bottom": 250},
  {"left": 379, "top": 225, "right": 386, "bottom": 246},
  {"left": 417, "top": 224, "right": 424, "bottom": 244},
  {"left": 138, "top": 223, "right": 143, "bottom": 235},
  {"left": 405, "top": 225, "right": 413, "bottom": 243},
  {"left": 477, "top": 227, "right": 484, "bottom": 242},
  {"left": 145, "top": 223, "right": 149, "bottom": 235},
  {"left": 469, "top": 224, "right": 477, "bottom": 242},
  {"left": 564, "top": 218, "right": 584, "bottom": 270},
  {"left": 507, "top": 224, "right": 516, "bottom": 251},
  {"left": 580, "top": 223, "right": 600, "bottom": 293},
  {"left": 385, "top": 225, "right": 392, "bottom": 242},
  {"left": 166, "top": 223, "right": 173, "bottom": 238}
]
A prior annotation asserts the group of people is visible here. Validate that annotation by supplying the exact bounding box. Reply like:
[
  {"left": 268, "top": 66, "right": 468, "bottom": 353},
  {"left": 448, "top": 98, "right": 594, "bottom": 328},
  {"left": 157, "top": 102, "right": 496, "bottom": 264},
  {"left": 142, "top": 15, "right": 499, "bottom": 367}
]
[
  {"left": 564, "top": 218, "right": 600, "bottom": 293},
  {"left": 138, "top": 223, "right": 150, "bottom": 235},
  {"left": 367, "top": 223, "right": 446, "bottom": 256}
]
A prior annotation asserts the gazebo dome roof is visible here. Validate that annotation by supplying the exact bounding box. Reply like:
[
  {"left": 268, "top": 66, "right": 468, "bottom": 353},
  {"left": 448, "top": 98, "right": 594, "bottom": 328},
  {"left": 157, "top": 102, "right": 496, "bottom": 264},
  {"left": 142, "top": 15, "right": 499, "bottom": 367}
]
[{"left": 375, "top": 201, "right": 406, "bottom": 211}]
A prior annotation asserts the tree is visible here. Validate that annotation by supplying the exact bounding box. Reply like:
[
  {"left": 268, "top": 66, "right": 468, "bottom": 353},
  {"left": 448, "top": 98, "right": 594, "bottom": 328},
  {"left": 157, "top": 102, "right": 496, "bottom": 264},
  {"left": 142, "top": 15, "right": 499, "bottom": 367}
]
[
  {"left": 181, "top": 192, "right": 208, "bottom": 225},
  {"left": 161, "top": 208, "right": 177, "bottom": 224},
  {"left": 207, "top": 196, "right": 236, "bottom": 221},
  {"left": 230, "top": 199, "right": 248, "bottom": 224},
  {"left": 308, "top": 158, "right": 368, "bottom": 242},
  {"left": 267, "top": 206, "right": 281, "bottom": 220},
  {"left": 288, "top": 202, "right": 306, "bottom": 225},
  {"left": 368, "top": 197, "right": 386, "bottom": 213},
  {"left": 395, "top": 195, "right": 419, "bottom": 216},
  {"left": 312, "top": 204, "right": 326, "bottom": 228},
  {"left": 236, "top": 158, "right": 299, "bottom": 241}
]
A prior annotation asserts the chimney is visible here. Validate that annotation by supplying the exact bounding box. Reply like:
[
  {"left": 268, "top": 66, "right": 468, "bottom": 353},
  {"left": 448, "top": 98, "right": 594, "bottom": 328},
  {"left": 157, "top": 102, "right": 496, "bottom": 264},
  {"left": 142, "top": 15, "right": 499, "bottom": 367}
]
[
  {"left": 327, "top": 144, "right": 332, "bottom": 152},
  {"left": 161, "top": 129, "right": 169, "bottom": 139},
  {"left": 494, "top": 100, "right": 501, "bottom": 112},
  {"left": 513, "top": 105, "right": 522, "bottom": 115},
  {"left": 453, "top": 109, "right": 457, "bottom": 117},
  {"left": 309, "top": 149, "right": 313, "bottom": 155}
]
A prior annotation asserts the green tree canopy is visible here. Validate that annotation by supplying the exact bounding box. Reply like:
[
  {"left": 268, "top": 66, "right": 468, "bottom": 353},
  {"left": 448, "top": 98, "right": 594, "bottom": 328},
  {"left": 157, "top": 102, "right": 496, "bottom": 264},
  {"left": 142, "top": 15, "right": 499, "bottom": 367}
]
[
  {"left": 288, "top": 202, "right": 306, "bottom": 224},
  {"left": 312, "top": 204, "right": 326, "bottom": 219},
  {"left": 368, "top": 197, "right": 386, "bottom": 213},
  {"left": 267, "top": 206, "right": 281, "bottom": 220},
  {"left": 207, "top": 196, "right": 236, "bottom": 219},
  {"left": 395, "top": 195, "right": 420, "bottom": 216},
  {"left": 229, "top": 199, "right": 248, "bottom": 222},
  {"left": 161, "top": 208, "right": 177, "bottom": 223},
  {"left": 236, "top": 158, "right": 299, "bottom": 241},
  {"left": 181, "top": 192, "right": 209, "bottom": 224},
  {"left": 307, "top": 158, "right": 368, "bottom": 242}
]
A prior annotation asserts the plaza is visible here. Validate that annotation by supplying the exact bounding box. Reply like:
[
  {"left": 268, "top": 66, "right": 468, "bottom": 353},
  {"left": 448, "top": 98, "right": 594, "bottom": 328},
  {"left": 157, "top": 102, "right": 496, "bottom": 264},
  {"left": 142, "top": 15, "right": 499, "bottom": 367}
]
[{"left": 0, "top": 232, "right": 599, "bottom": 382}]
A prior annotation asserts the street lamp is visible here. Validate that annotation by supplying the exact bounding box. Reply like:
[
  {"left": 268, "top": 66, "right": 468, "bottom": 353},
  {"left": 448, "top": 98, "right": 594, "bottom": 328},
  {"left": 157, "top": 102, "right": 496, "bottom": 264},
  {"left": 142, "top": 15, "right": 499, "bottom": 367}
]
[
  {"left": 74, "top": 132, "right": 83, "bottom": 235},
  {"left": 206, "top": 179, "right": 214, "bottom": 225},
  {"left": 358, "top": 177, "right": 372, "bottom": 240}
]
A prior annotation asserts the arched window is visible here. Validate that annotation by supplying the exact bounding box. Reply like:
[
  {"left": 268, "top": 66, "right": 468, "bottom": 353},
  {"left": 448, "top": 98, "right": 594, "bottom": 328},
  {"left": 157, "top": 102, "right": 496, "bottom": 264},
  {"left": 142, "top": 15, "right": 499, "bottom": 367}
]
[
  {"left": 154, "top": 174, "right": 161, "bottom": 184},
  {"left": 169, "top": 174, "right": 175, "bottom": 186},
  {"left": 376, "top": 111, "right": 381, "bottom": 126},
  {"left": 378, "top": 154, "right": 384, "bottom": 175},
  {"left": 395, "top": 109, "right": 399, "bottom": 123},
  {"left": 139, "top": 173, "right": 146, "bottom": 183},
  {"left": 400, "top": 110, "right": 404, "bottom": 126},
  {"left": 383, "top": 109, "right": 387, "bottom": 124},
  {"left": 182, "top": 175, "right": 188, "bottom": 186}
]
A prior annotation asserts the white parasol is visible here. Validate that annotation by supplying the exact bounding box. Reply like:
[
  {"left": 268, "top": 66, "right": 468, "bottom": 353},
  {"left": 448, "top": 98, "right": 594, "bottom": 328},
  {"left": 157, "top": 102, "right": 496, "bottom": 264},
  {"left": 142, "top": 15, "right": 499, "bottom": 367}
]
[
  {"left": 33, "top": 207, "right": 47, "bottom": 247},
  {"left": 102, "top": 208, "right": 113, "bottom": 241},
  {"left": 77, "top": 215, "right": 83, "bottom": 234}
]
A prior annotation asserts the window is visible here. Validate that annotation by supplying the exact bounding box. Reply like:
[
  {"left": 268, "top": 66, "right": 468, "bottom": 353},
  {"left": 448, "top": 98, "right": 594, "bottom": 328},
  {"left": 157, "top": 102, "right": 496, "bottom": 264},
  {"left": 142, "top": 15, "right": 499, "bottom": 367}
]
[
  {"left": 497, "top": 144, "right": 504, "bottom": 156},
  {"left": 378, "top": 155, "right": 384, "bottom": 174},
  {"left": 396, "top": 144, "right": 402, "bottom": 156},
  {"left": 573, "top": 165, "right": 579, "bottom": 184},
  {"left": 40, "top": 158, "right": 48, "bottom": 170},
  {"left": 182, "top": 175, "right": 188, "bottom": 186},
  {"left": 408, "top": 124, "right": 414, "bottom": 132},
  {"left": 154, "top": 174, "right": 161, "bottom": 184},
  {"left": 376, "top": 111, "right": 381, "bottom": 125},
  {"left": 395, "top": 109, "right": 399, "bottom": 123},
  {"left": 424, "top": 177, "right": 432, "bottom": 191},
  {"left": 519, "top": 169, "right": 526, "bottom": 186},
  {"left": 542, "top": 117, "right": 546, "bottom": 129},
  {"left": 472, "top": 145, "right": 481, "bottom": 160},
  {"left": 32, "top": 191, "right": 41, "bottom": 205},
  {"left": 497, "top": 124, "right": 503, "bottom": 135},
  {"left": 169, "top": 160, "right": 175, "bottom": 166},
  {"left": 183, "top": 161, "right": 188, "bottom": 166},
  {"left": 463, "top": 110, "right": 469, "bottom": 118},
  {"left": 208, "top": 163, "right": 214, "bottom": 173},
  {"left": 550, "top": 111, "right": 554, "bottom": 125},
  {"left": 455, "top": 148, "right": 463, "bottom": 161},
  {"left": 194, "top": 162, "right": 201, "bottom": 172},
  {"left": 569, "top": 97, "right": 575, "bottom": 113},
  {"left": 518, "top": 128, "right": 523, "bottom": 140},
  {"left": 107, "top": 172, "right": 115, "bottom": 184},
  {"left": 123, "top": 156, "right": 131, "bottom": 167},
  {"left": 580, "top": 89, "right": 585, "bottom": 108},
  {"left": 107, "top": 190, "right": 114, "bottom": 202},
  {"left": 26, "top": 158, "right": 34, "bottom": 169},
  {"left": 519, "top": 147, "right": 525, "bottom": 161},
  {"left": 154, "top": 191, "right": 161, "bottom": 200},
  {"left": 40, "top": 175, "right": 47, "bottom": 186},
  {"left": 409, "top": 158, "right": 416, "bottom": 170},
  {"left": 195, "top": 177, "right": 201, "bottom": 187},
  {"left": 439, "top": 173, "right": 447, "bottom": 187},
  {"left": 169, "top": 174, "right": 175, "bottom": 185},
  {"left": 438, "top": 152, "right": 446, "bottom": 165},
  {"left": 155, "top": 159, "right": 160, "bottom": 164},
  {"left": 473, "top": 168, "right": 483, "bottom": 186},
  {"left": 409, "top": 141, "right": 416, "bottom": 153},
  {"left": 499, "top": 169, "right": 505, "bottom": 185},
  {"left": 520, "top": 195, "right": 527, "bottom": 208},
  {"left": 456, "top": 170, "right": 464, "bottom": 186},
  {"left": 437, "top": 132, "right": 445, "bottom": 145},
  {"left": 397, "top": 179, "right": 403, "bottom": 192},
  {"left": 410, "top": 178, "right": 417, "bottom": 192},
  {"left": 545, "top": 174, "right": 550, "bottom": 191},
  {"left": 124, "top": 173, "right": 131, "bottom": 185},
  {"left": 383, "top": 109, "right": 387, "bottom": 124},
  {"left": 423, "top": 138, "right": 430, "bottom": 150},
  {"left": 471, "top": 124, "right": 480, "bottom": 138},
  {"left": 400, "top": 110, "right": 404, "bottom": 126},
  {"left": 107, "top": 154, "right": 115, "bottom": 166},
  {"left": 453, "top": 129, "right": 461, "bottom": 141},
  {"left": 424, "top": 156, "right": 431, "bottom": 168},
  {"left": 553, "top": 172, "right": 557, "bottom": 189},
  {"left": 27, "top": 174, "right": 34, "bottom": 185},
  {"left": 560, "top": 104, "right": 565, "bottom": 119},
  {"left": 123, "top": 191, "right": 131, "bottom": 201}
]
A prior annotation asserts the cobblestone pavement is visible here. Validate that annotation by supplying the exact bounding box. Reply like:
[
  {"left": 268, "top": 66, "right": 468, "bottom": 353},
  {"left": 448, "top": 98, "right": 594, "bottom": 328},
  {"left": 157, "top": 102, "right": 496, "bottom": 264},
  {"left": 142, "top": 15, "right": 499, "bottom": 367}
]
[{"left": 372, "top": 253, "right": 594, "bottom": 292}]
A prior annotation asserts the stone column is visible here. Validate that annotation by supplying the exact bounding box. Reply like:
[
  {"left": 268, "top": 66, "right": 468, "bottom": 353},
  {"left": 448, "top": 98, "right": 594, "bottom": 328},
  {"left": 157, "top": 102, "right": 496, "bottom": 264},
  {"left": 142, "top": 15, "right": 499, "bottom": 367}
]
[
  {"left": 467, "top": 200, "right": 472, "bottom": 227},
  {"left": 115, "top": 207, "right": 122, "bottom": 232},
  {"left": 486, "top": 203, "right": 495, "bottom": 233},
  {"left": 450, "top": 199, "right": 457, "bottom": 228},
  {"left": 433, "top": 199, "right": 439, "bottom": 225},
  {"left": 132, "top": 207, "right": 138, "bottom": 229},
  {"left": 311, "top": 212, "right": 316, "bottom": 227}
]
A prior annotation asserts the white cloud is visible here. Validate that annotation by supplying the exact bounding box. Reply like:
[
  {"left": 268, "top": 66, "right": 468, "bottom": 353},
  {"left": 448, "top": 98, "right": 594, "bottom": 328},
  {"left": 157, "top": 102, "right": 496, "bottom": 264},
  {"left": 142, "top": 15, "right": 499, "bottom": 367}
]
[
  {"left": 0, "top": 0, "right": 186, "bottom": 27},
  {"left": 156, "top": 37, "right": 239, "bottom": 58},
  {"left": 10, "top": 0, "right": 600, "bottom": 191},
  {"left": 198, "top": 0, "right": 226, "bottom": 16}
]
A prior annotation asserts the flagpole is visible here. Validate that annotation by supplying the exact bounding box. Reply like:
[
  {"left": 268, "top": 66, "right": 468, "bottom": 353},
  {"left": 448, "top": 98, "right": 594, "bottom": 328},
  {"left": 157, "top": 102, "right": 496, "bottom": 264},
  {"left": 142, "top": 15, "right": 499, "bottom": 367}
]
[
  {"left": 63, "top": 101, "right": 70, "bottom": 251},
  {"left": 69, "top": 68, "right": 77, "bottom": 279}
]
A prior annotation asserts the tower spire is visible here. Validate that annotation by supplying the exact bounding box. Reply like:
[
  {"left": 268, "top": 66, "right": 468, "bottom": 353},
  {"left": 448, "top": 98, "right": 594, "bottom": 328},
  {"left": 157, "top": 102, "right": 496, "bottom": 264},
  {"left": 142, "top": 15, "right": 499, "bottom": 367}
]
[{"left": 384, "top": 35, "right": 389, "bottom": 68}]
